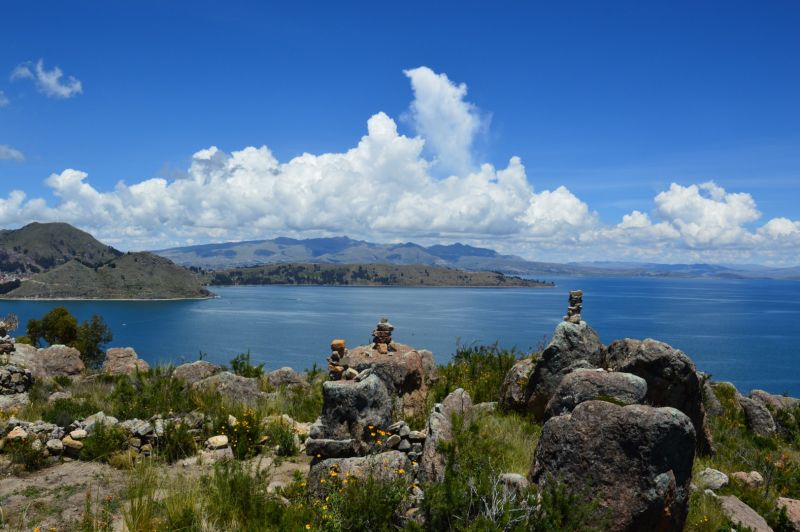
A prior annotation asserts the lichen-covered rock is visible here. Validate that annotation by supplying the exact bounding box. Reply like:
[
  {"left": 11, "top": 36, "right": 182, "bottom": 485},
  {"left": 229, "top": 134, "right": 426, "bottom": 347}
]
[
  {"left": 731, "top": 470, "right": 765, "bottom": 489},
  {"left": 606, "top": 338, "right": 713, "bottom": 454},
  {"left": 738, "top": 396, "right": 777, "bottom": 437},
  {"left": 524, "top": 321, "right": 605, "bottom": 420},
  {"left": 697, "top": 467, "right": 729, "bottom": 490},
  {"left": 777, "top": 497, "right": 800, "bottom": 532},
  {"left": 192, "top": 371, "right": 269, "bottom": 404},
  {"left": 173, "top": 360, "right": 222, "bottom": 384},
  {"left": 311, "top": 374, "right": 392, "bottom": 441},
  {"left": 340, "top": 343, "right": 435, "bottom": 420},
  {"left": 530, "top": 400, "right": 696, "bottom": 532},
  {"left": 308, "top": 451, "right": 411, "bottom": 496},
  {"left": 421, "top": 388, "right": 473, "bottom": 483},
  {"left": 30, "top": 345, "right": 85, "bottom": 379},
  {"left": 499, "top": 357, "right": 534, "bottom": 412},
  {"left": 103, "top": 347, "right": 149, "bottom": 376},
  {"left": 544, "top": 369, "right": 646, "bottom": 419}
]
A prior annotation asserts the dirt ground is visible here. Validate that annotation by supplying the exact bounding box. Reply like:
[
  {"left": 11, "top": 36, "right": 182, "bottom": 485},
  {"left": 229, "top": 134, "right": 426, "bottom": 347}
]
[{"left": 0, "top": 454, "right": 311, "bottom": 531}]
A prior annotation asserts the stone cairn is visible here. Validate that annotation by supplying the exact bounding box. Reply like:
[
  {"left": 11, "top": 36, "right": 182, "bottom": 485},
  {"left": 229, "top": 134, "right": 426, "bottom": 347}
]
[
  {"left": 564, "top": 290, "right": 583, "bottom": 323},
  {"left": 0, "top": 315, "right": 17, "bottom": 360},
  {"left": 372, "top": 318, "right": 396, "bottom": 355},
  {"left": 328, "top": 338, "right": 349, "bottom": 380}
]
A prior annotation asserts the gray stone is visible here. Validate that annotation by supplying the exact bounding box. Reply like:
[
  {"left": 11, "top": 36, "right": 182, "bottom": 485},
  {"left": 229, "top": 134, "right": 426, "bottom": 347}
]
[
  {"left": 718, "top": 495, "right": 773, "bottom": 532},
  {"left": 173, "top": 360, "right": 221, "bottom": 384},
  {"left": 525, "top": 321, "right": 605, "bottom": 420},
  {"left": 307, "top": 451, "right": 410, "bottom": 496},
  {"left": 499, "top": 473, "right": 529, "bottom": 497},
  {"left": 192, "top": 371, "right": 269, "bottom": 404},
  {"left": 30, "top": 345, "right": 85, "bottom": 379},
  {"left": 397, "top": 439, "right": 411, "bottom": 451},
  {"left": 421, "top": 388, "right": 473, "bottom": 482},
  {"left": 530, "top": 400, "right": 696, "bottom": 532},
  {"left": 544, "top": 369, "right": 647, "bottom": 419},
  {"left": 777, "top": 498, "right": 800, "bottom": 532},
  {"left": 606, "top": 338, "right": 713, "bottom": 454},
  {"left": 206, "top": 435, "right": 228, "bottom": 449},
  {"left": 265, "top": 367, "right": 307, "bottom": 389},
  {"left": 697, "top": 467, "right": 729, "bottom": 490},
  {"left": 313, "top": 374, "right": 392, "bottom": 441},
  {"left": 739, "top": 396, "right": 777, "bottom": 437},
  {"left": 305, "top": 438, "right": 359, "bottom": 458},
  {"left": 386, "top": 434, "right": 401, "bottom": 449},
  {"left": 499, "top": 357, "right": 535, "bottom": 412},
  {"left": 103, "top": 347, "right": 149, "bottom": 376}
]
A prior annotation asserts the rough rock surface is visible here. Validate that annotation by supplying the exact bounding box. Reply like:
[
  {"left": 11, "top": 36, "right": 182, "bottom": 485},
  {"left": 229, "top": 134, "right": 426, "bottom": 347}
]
[
  {"left": 731, "top": 470, "right": 765, "bottom": 489},
  {"left": 0, "top": 365, "right": 33, "bottom": 395},
  {"left": 605, "top": 338, "right": 713, "bottom": 454},
  {"left": 697, "top": 467, "right": 729, "bottom": 490},
  {"left": 524, "top": 321, "right": 605, "bottom": 420},
  {"left": 750, "top": 389, "right": 800, "bottom": 412},
  {"left": 102, "top": 347, "right": 149, "bottom": 376},
  {"left": 777, "top": 498, "right": 800, "bottom": 532},
  {"left": 421, "top": 388, "right": 473, "bottom": 483},
  {"left": 265, "top": 367, "right": 308, "bottom": 389},
  {"left": 530, "top": 400, "right": 696, "bottom": 532},
  {"left": 311, "top": 374, "right": 392, "bottom": 441},
  {"left": 308, "top": 451, "right": 411, "bottom": 496},
  {"left": 738, "top": 396, "right": 777, "bottom": 437},
  {"left": 499, "top": 357, "right": 534, "bottom": 412},
  {"left": 26, "top": 345, "right": 85, "bottom": 379},
  {"left": 544, "top": 369, "right": 647, "bottom": 419},
  {"left": 192, "top": 371, "right": 269, "bottom": 404},
  {"left": 703, "top": 380, "right": 723, "bottom": 417},
  {"left": 173, "top": 360, "right": 221, "bottom": 384},
  {"left": 340, "top": 343, "right": 435, "bottom": 419},
  {"left": 718, "top": 495, "right": 773, "bottom": 532}
]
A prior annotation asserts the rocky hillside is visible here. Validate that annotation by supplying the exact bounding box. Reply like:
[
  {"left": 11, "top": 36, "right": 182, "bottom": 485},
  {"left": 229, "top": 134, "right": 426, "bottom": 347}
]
[{"left": 205, "top": 262, "right": 552, "bottom": 287}]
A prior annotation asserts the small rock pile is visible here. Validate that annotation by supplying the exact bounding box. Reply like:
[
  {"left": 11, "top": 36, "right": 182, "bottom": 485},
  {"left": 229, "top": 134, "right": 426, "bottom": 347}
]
[
  {"left": 327, "top": 339, "right": 354, "bottom": 380},
  {"left": 372, "top": 318, "right": 396, "bottom": 354},
  {"left": 0, "top": 316, "right": 18, "bottom": 360},
  {"left": 564, "top": 290, "right": 583, "bottom": 323},
  {"left": 0, "top": 365, "right": 33, "bottom": 395}
]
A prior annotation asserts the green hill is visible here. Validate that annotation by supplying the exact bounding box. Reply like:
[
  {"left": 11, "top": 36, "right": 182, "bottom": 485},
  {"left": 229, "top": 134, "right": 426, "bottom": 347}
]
[
  {"left": 207, "top": 263, "right": 552, "bottom": 287},
  {"left": 3, "top": 252, "right": 212, "bottom": 299},
  {"left": 0, "top": 222, "right": 122, "bottom": 273}
]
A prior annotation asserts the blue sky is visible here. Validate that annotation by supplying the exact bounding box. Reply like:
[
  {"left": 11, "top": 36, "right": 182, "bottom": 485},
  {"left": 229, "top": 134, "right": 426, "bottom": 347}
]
[{"left": 1, "top": 1, "right": 799, "bottom": 264}]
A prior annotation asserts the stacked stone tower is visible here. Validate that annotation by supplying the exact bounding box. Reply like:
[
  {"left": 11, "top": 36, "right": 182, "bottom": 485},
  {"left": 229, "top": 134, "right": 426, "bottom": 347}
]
[
  {"left": 564, "top": 290, "right": 583, "bottom": 323},
  {"left": 372, "top": 318, "right": 395, "bottom": 354}
]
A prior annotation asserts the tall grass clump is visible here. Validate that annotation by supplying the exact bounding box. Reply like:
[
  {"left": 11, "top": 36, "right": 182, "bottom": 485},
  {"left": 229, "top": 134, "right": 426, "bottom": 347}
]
[
  {"left": 107, "top": 368, "right": 193, "bottom": 419},
  {"left": 80, "top": 422, "right": 129, "bottom": 462},
  {"left": 430, "top": 343, "right": 521, "bottom": 404}
]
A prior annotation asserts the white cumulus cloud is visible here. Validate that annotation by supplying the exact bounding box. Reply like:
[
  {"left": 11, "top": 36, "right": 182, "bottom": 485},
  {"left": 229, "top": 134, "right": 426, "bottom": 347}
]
[
  {"left": 0, "top": 145, "right": 25, "bottom": 162},
  {"left": 0, "top": 66, "right": 797, "bottom": 265},
  {"left": 11, "top": 59, "right": 83, "bottom": 99}
]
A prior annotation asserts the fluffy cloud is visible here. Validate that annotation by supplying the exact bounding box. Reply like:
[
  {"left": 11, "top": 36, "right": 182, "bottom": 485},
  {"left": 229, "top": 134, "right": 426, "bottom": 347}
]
[
  {"left": 11, "top": 59, "right": 82, "bottom": 99},
  {"left": 0, "top": 91, "right": 8, "bottom": 107},
  {"left": 0, "top": 66, "right": 797, "bottom": 265},
  {"left": 404, "top": 67, "right": 486, "bottom": 176},
  {"left": 0, "top": 145, "right": 24, "bottom": 162}
]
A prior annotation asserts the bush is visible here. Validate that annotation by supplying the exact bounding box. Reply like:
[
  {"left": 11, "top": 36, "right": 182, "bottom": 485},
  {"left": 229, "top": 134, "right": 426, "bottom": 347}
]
[
  {"left": 80, "top": 422, "right": 129, "bottom": 462},
  {"left": 216, "top": 407, "right": 262, "bottom": 460},
  {"left": 321, "top": 474, "right": 410, "bottom": 531},
  {"left": 204, "top": 459, "right": 277, "bottom": 527},
  {"left": 4, "top": 436, "right": 47, "bottom": 471},
  {"left": 107, "top": 369, "right": 193, "bottom": 419},
  {"left": 230, "top": 351, "right": 264, "bottom": 378},
  {"left": 42, "top": 398, "right": 99, "bottom": 427},
  {"left": 263, "top": 418, "right": 298, "bottom": 457},
  {"left": 156, "top": 420, "right": 197, "bottom": 464},
  {"left": 430, "top": 344, "right": 520, "bottom": 404}
]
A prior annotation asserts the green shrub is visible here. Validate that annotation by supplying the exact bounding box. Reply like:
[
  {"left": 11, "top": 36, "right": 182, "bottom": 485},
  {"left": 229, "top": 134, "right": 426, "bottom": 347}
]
[
  {"left": 80, "top": 422, "right": 129, "bottom": 462},
  {"left": 264, "top": 418, "right": 298, "bottom": 457},
  {"left": 4, "top": 436, "right": 47, "bottom": 471},
  {"left": 107, "top": 369, "right": 193, "bottom": 419},
  {"left": 322, "top": 474, "right": 410, "bottom": 531},
  {"left": 229, "top": 351, "right": 264, "bottom": 378},
  {"left": 216, "top": 407, "right": 262, "bottom": 460},
  {"left": 42, "top": 398, "right": 99, "bottom": 427},
  {"left": 430, "top": 344, "right": 520, "bottom": 404},
  {"left": 155, "top": 421, "right": 197, "bottom": 464}
]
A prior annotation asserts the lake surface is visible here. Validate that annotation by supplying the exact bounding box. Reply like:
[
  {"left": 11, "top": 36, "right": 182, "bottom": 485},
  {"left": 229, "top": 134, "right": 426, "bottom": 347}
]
[{"left": 1, "top": 277, "right": 798, "bottom": 396}]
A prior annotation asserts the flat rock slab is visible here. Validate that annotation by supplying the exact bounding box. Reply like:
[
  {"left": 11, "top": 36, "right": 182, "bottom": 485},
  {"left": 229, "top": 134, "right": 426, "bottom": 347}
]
[{"left": 719, "top": 495, "right": 773, "bottom": 532}]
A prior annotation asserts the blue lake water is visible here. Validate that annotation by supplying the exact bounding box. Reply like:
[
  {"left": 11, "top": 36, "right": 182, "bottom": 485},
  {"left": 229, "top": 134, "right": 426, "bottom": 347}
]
[{"left": 1, "top": 277, "right": 798, "bottom": 396}]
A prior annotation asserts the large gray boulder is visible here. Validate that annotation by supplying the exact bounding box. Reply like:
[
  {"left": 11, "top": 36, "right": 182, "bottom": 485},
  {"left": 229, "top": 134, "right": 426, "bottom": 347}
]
[
  {"left": 544, "top": 369, "right": 647, "bottom": 420},
  {"left": 173, "top": 360, "right": 222, "bottom": 384},
  {"left": 265, "top": 367, "right": 307, "bottom": 389},
  {"left": 530, "top": 400, "right": 696, "bottom": 532},
  {"left": 307, "top": 451, "right": 411, "bottom": 496},
  {"left": 31, "top": 345, "right": 85, "bottom": 378},
  {"left": 718, "top": 495, "right": 773, "bottom": 532},
  {"left": 192, "top": 371, "right": 269, "bottom": 404},
  {"left": 524, "top": 321, "right": 605, "bottom": 420},
  {"left": 606, "top": 338, "right": 713, "bottom": 454},
  {"left": 738, "top": 396, "right": 777, "bottom": 437},
  {"left": 420, "top": 388, "right": 473, "bottom": 482},
  {"left": 499, "top": 357, "right": 535, "bottom": 412},
  {"left": 310, "top": 374, "right": 392, "bottom": 441}
]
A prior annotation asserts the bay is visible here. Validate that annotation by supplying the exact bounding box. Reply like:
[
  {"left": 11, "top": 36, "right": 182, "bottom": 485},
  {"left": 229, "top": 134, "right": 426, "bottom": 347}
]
[{"left": 1, "top": 277, "right": 798, "bottom": 396}]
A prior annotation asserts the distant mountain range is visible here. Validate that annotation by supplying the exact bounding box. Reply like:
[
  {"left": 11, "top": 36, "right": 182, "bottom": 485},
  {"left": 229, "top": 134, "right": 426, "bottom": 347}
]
[
  {"left": 0, "top": 223, "right": 211, "bottom": 299},
  {"left": 155, "top": 236, "right": 800, "bottom": 280}
]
